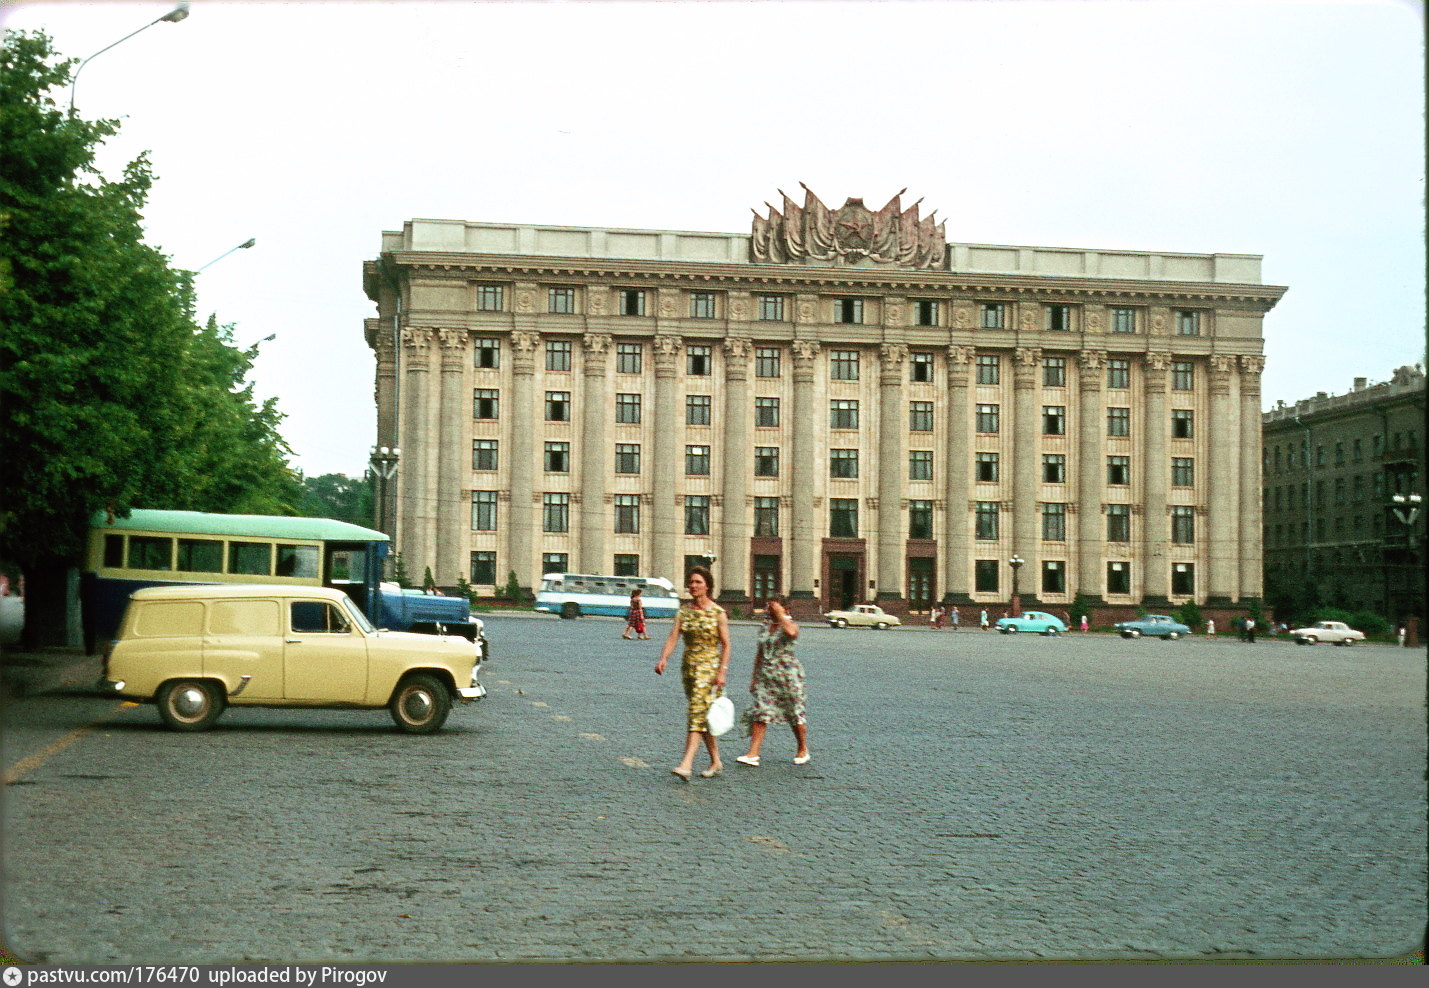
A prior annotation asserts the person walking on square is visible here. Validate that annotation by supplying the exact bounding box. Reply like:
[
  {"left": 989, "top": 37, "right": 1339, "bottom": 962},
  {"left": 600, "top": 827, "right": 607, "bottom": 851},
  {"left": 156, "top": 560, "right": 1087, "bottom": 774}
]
[
  {"left": 736, "top": 595, "right": 810, "bottom": 767},
  {"left": 1205, "top": 618, "right": 1215, "bottom": 638},
  {"left": 656, "top": 566, "right": 730, "bottom": 781},
  {"left": 622, "top": 587, "right": 648, "bottom": 640},
  {"left": 980, "top": 608, "right": 990, "bottom": 631},
  {"left": 930, "top": 602, "right": 943, "bottom": 630},
  {"left": 949, "top": 605, "right": 960, "bottom": 631},
  {"left": 1079, "top": 613, "right": 1089, "bottom": 633}
]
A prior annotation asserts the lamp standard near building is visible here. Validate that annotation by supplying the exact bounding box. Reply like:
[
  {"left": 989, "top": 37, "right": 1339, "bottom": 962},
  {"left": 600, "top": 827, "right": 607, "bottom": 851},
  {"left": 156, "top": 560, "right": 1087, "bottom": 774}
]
[
  {"left": 1008, "top": 553, "right": 1025, "bottom": 617},
  {"left": 68, "top": 3, "right": 190, "bottom": 113},
  {"left": 369, "top": 445, "right": 400, "bottom": 546},
  {"left": 1389, "top": 493, "right": 1422, "bottom": 646}
]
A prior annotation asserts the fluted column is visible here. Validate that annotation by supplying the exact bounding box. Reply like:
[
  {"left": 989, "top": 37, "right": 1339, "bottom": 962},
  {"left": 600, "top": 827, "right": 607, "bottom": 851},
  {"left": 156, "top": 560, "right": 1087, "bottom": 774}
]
[
  {"left": 398, "top": 328, "right": 433, "bottom": 576},
  {"left": 788, "top": 338, "right": 821, "bottom": 606},
  {"left": 1142, "top": 351, "right": 1172, "bottom": 605},
  {"left": 373, "top": 332, "right": 398, "bottom": 535},
  {"left": 1076, "top": 350, "right": 1107, "bottom": 601},
  {"left": 579, "top": 333, "right": 613, "bottom": 574},
  {"left": 876, "top": 343, "right": 908, "bottom": 603},
  {"left": 719, "top": 337, "right": 752, "bottom": 604},
  {"left": 651, "top": 334, "right": 683, "bottom": 585},
  {"left": 436, "top": 329, "right": 468, "bottom": 586},
  {"left": 944, "top": 346, "right": 975, "bottom": 603},
  {"left": 1205, "top": 354, "right": 1238, "bottom": 603},
  {"left": 1012, "top": 347, "right": 1041, "bottom": 604},
  {"left": 1239, "top": 355, "right": 1266, "bottom": 601},
  {"left": 507, "top": 330, "right": 540, "bottom": 592}
]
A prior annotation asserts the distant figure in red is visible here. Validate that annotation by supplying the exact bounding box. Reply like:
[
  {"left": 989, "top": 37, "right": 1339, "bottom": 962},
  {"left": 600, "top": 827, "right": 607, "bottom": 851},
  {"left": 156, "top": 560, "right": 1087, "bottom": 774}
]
[{"left": 623, "top": 588, "right": 649, "bottom": 640}]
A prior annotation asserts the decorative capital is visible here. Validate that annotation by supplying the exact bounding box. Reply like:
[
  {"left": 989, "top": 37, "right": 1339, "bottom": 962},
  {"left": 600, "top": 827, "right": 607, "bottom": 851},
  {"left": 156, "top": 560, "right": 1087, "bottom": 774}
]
[
  {"left": 723, "top": 336, "right": 754, "bottom": 359},
  {"left": 652, "top": 334, "right": 683, "bottom": 356},
  {"left": 511, "top": 330, "right": 540, "bottom": 352},
  {"left": 791, "top": 339, "right": 821, "bottom": 363},
  {"left": 439, "top": 329, "right": 467, "bottom": 350},
  {"left": 1209, "top": 354, "right": 1237, "bottom": 374},
  {"left": 1014, "top": 346, "right": 1042, "bottom": 367},
  {"left": 401, "top": 328, "right": 431, "bottom": 352},
  {"left": 1079, "top": 349, "right": 1107, "bottom": 371},
  {"left": 1146, "top": 351, "right": 1173, "bottom": 372},
  {"left": 582, "top": 333, "right": 614, "bottom": 354},
  {"left": 946, "top": 344, "right": 976, "bottom": 365},
  {"left": 1239, "top": 354, "right": 1266, "bottom": 375},
  {"left": 880, "top": 342, "right": 909, "bottom": 365}
]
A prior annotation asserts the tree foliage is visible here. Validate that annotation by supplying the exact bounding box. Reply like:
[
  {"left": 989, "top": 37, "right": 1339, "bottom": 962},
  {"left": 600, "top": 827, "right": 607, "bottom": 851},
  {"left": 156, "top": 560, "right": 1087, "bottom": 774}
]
[{"left": 299, "top": 473, "right": 374, "bottom": 528}]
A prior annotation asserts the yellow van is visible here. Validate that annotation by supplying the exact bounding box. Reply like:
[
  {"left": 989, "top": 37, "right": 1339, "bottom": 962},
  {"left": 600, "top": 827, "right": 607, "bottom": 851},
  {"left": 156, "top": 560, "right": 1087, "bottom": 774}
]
[{"left": 102, "top": 584, "right": 485, "bottom": 733}]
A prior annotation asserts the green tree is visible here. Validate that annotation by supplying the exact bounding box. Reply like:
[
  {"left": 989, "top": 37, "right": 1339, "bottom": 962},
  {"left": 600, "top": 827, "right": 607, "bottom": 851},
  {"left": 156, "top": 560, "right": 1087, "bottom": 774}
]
[{"left": 299, "top": 472, "right": 374, "bottom": 527}]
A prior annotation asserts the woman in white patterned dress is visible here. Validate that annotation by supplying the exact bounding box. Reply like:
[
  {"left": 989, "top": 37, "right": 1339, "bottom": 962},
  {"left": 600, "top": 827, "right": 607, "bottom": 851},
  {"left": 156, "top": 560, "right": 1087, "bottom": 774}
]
[{"left": 736, "top": 595, "right": 810, "bottom": 767}]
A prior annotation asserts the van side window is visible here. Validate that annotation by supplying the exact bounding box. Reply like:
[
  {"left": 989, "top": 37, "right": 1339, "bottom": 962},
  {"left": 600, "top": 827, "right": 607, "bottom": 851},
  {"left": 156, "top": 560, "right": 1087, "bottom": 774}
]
[{"left": 291, "top": 601, "right": 351, "bottom": 634}]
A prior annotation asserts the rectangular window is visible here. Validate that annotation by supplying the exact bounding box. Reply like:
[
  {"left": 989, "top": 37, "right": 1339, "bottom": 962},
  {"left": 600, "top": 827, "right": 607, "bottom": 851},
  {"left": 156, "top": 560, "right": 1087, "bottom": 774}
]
[
  {"left": 1043, "top": 406, "right": 1066, "bottom": 435},
  {"left": 684, "top": 495, "right": 710, "bottom": 535},
  {"left": 616, "top": 343, "right": 643, "bottom": 374},
  {"left": 830, "top": 349, "right": 860, "bottom": 380},
  {"left": 686, "top": 394, "right": 712, "bottom": 426},
  {"left": 476, "top": 284, "right": 504, "bottom": 312},
  {"left": 1045, "top": 305, "right": 1071, "bottom": 331},
  {"left": 1352, "top": 438, "right": 1362, "bottom": 462},
  {"left": 1106, "top": 561, "right": 1131, "bottom": 594},
  {"left": 228, "top": 542, "right": 270, "bottom": 576},
  {"left": 1107, "top": 504, "right": 1130, "bottom": 542},
  {"left": 834, "top": 298, "right": 864, "bottom": 324},
  {"left": 1334, "top": 441, "right": 1344, "bottom": 466},
  {"left": 1107, "top": 406, "right": 1130, "bottom": 437},
  {"left": 754, "top": 397, "right": 780, "bottom": 428},
  {"left": 1041, "top": 560, "right": 1065, "bottom": 593},
  {"left": 754, "top": 497, "right": 779, "bottom": 537},
  {"left": 976, "top": 354, "right": 1001, "bottom": 385},
  {"left": 758, "top": 296, "right": 785, "bottom": 322},
  {"left": 543, "top": 493, "right": 569, "bottom": 533},
  {"left": 545, "top": 390, "right": 571, "bottom": 421},
  {"left": 474, "top": 338, "right": 500, "bottom": 368},
  {"left": 1171, "top": 360, "right": 1194, "bottom": 391},
  {"left": 473, "top": 388, "right": 499, "bottom": 419},
  {"left": 975, "top": 559, "right": 999, "bottom": 593},
  {"left": 472, "top": 439, "right": 498, "bottom": 471},
  {"left": 830, "top": 448, "right": 859, "bottom": 479},
  {"left": 909, "top": 500, "right": 934, "bottom": 540},
  {"left": 909, "top": 401, "right": 934, "bottom": 432},
  {"left": 615, "top": 393, "right": 642, "bottom": 424},
  {"left": 1107, "top": 456, "right": 1130, "bottom": 486},
  {"left": 615, "top": 443, "right": 641, "bottom": 474},
  {"left": 542, "top": 553, "right": 568, "bottom": 576},
  {"left": 1171, "top": 562, "right": 1195, "bottom": 595},
  {"left": 1175, "top": 310, "right": 1201, "bottom": 336},
  {"left": 686, "top": 344, "right": 712, "bottom": 376},
  {"left": 686, "top": 444, "right": 710, "bottom": 476},
  {"left": 1171, "top": 457, "right": 1194, "bottom": 487},
  {"left": 619, "top": 289, "right": 646, "bottom": 316},
  {"left": 546, "top": 340, "right": 572, "bottom": 372},
  {"left": 470, "top": 551, "right": 496, "bottom": 586},
  {"left": 1172, "top": 505, "right": 1195, "bottom": 543},
  {"left": 1043, "top": 454, "right": 1066, "bottom": 484},
  {"left": 910, "top": 351, "right": 934, "bottom": 382},
  {"left": 177, "top": 538, "right": 223, "bottom": 573},
  {"left": 471, "top": 491, "right": 498, "bottom": 531},
  {"left": 754, "top": 447, "right": 779, "bottom": 477},
  {"left": 916, "top": 300, "right": 939, "bottom": 326},
  {"left": 829, "top": 498, "right": 859, "bottom": 538},
  {"left": 1043, "top": 357, "right": 1066, "bottom": 387},
  {"left": 830, "top": 399, "right": 859, "bottom": 430},
  {"left": 1042, "top": 503, "right": 1067, "bottom": 541},
  {"left": 690, "top": 291, "right": 716, "bottom": 318},
  {"left": 909, "top": 450, "right": 933, "bottom": 481},
  {"left": 613, "top": 553, "right": 639, "bottom": 576},
  {"left": 755, "top": 347, "right": 781, "bottom": 377},
  {"left": 976, "top": 452, "right": 999, "bottom": 483},
  {"left": 1171, "top": 409, "right": 1194, "bottom": 439},
  {"left": 544, "top": 442, "right": 570, "bottom": 473},
  {"left": 548, "top": 287, "right": 575, "bottom": 314},
  {"left": 126, "top": 535, "right": 172, "bottom": 570},
  {"left": 976, "top": 404, "right": 1000, "bottom": 434},
  {"left": 1107, "top": 359, "right": 1130, "bottom": 389},
  {"left": 975, "top": 501, "right": 999, "bottom": 540},
  {"left": 979, "top": 303, "right": 1004, "bottom": 329},
  {"left": 1111, "top": 307, "right": 1136, "bottom": 333},
  {"left": 614, "top": 494, "right": 640, "bottom": 534}
]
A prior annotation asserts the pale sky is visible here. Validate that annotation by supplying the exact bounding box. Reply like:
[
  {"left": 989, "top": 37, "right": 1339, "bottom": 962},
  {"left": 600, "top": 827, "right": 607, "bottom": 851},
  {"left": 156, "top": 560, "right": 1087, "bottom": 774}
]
[{"left": 4, "top": 0, "right": 1424, "bottom": 479}]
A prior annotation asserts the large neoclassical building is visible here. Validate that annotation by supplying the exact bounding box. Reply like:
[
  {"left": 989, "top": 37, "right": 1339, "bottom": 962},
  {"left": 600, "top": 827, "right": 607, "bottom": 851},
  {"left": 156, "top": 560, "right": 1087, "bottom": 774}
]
[{"left": 364, "top": 189, "right": 1286, "bottom": 617}]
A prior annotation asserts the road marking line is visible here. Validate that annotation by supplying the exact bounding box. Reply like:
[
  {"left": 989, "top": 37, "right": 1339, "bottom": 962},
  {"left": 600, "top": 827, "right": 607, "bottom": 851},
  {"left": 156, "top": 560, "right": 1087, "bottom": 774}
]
[{"left": 3, "top": 702, "right": 131, "bottom": 785}]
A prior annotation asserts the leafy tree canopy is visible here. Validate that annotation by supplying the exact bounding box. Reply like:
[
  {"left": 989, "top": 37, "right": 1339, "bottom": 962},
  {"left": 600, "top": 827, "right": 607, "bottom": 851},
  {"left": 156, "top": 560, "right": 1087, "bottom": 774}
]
[{"left": 299, "top": 473, "right": 373, "bottom": 528}]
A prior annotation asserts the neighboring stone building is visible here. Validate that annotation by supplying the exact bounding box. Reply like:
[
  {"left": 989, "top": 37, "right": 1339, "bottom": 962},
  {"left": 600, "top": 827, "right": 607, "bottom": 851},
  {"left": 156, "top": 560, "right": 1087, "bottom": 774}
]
[
  {"left": 1262, "top": 365, "right": 1426, "bottom": 625},
  {"left": 363, "top": 189, "right": 1286, "bottom": 617}
]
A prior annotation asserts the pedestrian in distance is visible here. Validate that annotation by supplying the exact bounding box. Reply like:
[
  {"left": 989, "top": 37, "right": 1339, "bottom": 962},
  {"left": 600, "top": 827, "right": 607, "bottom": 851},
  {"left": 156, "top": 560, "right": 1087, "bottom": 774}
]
[
  {"left": 1079, "top": 613, "right": 1089, "bottom": 633},
  {"left": 949, "top": 605, "right": 960, "bottom": 631},
  {"left": 1397, "top": 625, "right": 1406, "bottom": 647},
  {"left": 929, "top": 602, "right": 943, "bottom": 631},
  {"left": 622, "top": 587, "right": 648, "bottom": 640},
  {"left": 655, "top": 566, "right": 731, "bottom": 781},
  {"left": 736, "top": 595, "right": 810, "bottom": 768},
  {"left": 1205, "top": 618, "right": 1215, "bottom": 638},
  {"left": 980, "top": 608, "right": 990, "bottom": 631},
  {"left": 1245, "top": 617, "right": 1256, "bottom": 643}
]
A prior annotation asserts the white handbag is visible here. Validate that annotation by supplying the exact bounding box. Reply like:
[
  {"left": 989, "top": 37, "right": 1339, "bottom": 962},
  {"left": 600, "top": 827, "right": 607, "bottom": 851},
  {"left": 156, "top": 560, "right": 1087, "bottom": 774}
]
[{"left": 706, "top": 693, "right": 735, "bottom": 737}]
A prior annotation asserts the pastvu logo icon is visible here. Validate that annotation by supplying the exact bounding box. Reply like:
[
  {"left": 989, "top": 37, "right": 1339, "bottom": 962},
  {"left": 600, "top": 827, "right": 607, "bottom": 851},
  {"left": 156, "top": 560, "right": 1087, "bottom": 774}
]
[{"left": 3, "top": 966, "right": 23, "bottom": 986}]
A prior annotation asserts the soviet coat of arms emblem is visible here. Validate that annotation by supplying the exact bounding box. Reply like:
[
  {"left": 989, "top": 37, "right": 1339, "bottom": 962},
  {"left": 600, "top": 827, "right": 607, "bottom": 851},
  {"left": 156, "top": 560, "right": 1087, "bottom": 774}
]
[{"left": 749, "top": 184, "right": 946, "bottom": 270}]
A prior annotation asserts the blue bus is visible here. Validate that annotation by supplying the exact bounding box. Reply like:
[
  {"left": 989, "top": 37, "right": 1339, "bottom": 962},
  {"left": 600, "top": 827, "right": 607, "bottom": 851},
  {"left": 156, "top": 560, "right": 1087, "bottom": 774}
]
[{"left": 534, "top": 573, "right": 680, "bottom": 620}]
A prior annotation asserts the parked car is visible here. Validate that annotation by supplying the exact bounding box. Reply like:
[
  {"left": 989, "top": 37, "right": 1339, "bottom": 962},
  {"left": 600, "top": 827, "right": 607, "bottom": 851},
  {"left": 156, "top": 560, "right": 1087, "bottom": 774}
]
[
  {"left": 1290, "top": 620, "right": 1366, "bottom": 646},
  {"left": 995, "top": 611, "right": 1066, "bottom": 635},
  {"left": 101, "top": 584, "right": 485, "bottom": 733},
  {"left": 1114, "top": 615, "right": 1191, "bottom": 640},
  {"left": 824, "top": 604, "right": 902, "bottom": 630}
]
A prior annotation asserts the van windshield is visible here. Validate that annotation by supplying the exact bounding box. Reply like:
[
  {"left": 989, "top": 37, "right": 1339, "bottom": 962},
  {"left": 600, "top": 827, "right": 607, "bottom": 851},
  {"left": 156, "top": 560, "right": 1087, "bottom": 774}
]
[{"left": 340, "top": 596, "right": 376, "bottom": 634}]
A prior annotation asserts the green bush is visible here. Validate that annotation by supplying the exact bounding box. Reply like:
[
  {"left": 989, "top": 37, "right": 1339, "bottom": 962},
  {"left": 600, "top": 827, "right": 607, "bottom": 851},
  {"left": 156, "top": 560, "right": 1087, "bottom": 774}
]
[{"left": 1176, "top": 600, "right": 1203, "bottom": 631}]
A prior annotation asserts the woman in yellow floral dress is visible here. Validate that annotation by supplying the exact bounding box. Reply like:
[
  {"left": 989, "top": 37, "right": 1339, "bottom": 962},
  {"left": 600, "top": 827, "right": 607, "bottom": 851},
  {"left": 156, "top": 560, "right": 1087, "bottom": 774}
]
[{"left": 655, "top": 566, "right": 731, "bottom": 780}]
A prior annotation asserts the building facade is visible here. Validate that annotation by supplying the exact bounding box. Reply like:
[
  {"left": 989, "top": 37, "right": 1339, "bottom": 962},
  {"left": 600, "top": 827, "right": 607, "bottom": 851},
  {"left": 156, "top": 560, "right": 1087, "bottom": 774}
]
[
  {"left": 364, "top": 191, "right": 1286, "bottom": 616},
  {"left": 1262, "top": 365, "right": 1426, "bottom": 625}
]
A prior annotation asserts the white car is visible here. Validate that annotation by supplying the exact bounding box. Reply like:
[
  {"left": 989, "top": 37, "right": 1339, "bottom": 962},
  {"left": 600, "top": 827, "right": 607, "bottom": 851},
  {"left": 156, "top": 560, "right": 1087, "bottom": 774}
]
[
  {"left": 824, "top": 604, "right": 901, "bottom": 630},
  {"left": 1291, "top": 621, "right": 1366, "bottom": 646}
]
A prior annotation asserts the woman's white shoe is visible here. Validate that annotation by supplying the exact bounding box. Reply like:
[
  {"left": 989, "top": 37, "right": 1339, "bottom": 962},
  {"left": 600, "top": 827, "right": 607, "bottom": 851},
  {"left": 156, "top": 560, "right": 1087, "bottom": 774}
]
[{"left": 735, "top": 755, "right": 760, "bottom": 767}]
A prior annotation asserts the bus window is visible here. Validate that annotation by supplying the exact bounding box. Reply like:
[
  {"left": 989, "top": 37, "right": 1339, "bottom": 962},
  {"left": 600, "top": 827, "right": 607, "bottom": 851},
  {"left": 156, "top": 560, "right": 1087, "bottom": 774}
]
[
  {"left": 177, "top": 538, "right": 224, "bottom": 573},
  {"left": 327, "top": 549, "right": 364, "bottom": 583},
  {"left": 276, "top": 544, "right": 320, "bottom": 578},
  {"left": 229, "top": 542, "right": 272, "bottom": 576},
  {"left": 104, "top": 535, "right": 124, "bottom": 568},
  {"left": 128, "top": 536, "right": 173, "bottom": 571}
]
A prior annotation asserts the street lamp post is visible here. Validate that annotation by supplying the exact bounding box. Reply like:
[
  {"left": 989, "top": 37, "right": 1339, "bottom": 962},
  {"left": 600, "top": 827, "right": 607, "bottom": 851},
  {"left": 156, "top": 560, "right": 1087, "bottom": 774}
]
[
  {"left": 369, "top": 446, "right": 401, "bottom": 552},
  {"left": 1389, "top": 493, "right": 1422, "bottom": 646},
  {"left": 1008, "top": 554, "right": 1024, "bottom": 617},
  {"left": 196, "top": 238, "right": 256, "bottom": 273},
  {"left": 68, "top": 3, "right": 190, "bottom": 114}
]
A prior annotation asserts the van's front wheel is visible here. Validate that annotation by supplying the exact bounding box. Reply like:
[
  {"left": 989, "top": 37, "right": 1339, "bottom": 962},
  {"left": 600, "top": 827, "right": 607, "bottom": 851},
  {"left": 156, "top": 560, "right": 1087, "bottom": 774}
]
[
  {"left": 157, "top": 679, "right": 225, "bottom": 732},
  {"left": 390, "top": 674, "right": 451, "bottom": 734}
]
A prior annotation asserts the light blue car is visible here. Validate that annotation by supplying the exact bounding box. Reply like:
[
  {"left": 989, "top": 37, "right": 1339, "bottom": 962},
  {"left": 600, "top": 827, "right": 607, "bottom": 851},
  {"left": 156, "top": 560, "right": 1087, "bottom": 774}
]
[
  {"left": 1114, "top": 615, "right": 1192, "bottom": 640},
  {"left": 995, "top": 610, "right": 1067, "bottom": 636}
]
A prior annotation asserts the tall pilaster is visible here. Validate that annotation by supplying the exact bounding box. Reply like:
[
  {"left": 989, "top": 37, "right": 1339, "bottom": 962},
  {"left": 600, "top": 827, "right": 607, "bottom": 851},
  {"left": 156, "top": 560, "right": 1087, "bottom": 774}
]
[
  {"left": 1238, "top": 355, "right": 1266, "bottom": 601},
  {"left": 507, "top": 330, "right": 540, "bottom": 591},
  {"left": 788, "top": 337, "right": 821, "bottom": 603},
  {"left": 1076, "top": 349, "right": 1107, "bottom": 601},
  {"left": 436, "top": 329, "right": 468, "bottom": 586},
  {"left": 398, "top": 327, "right": 433, "bottom": 575},
  {"left": 1012, "top": 346, "right": 1042, "bottom": 603},
  {"left": 944, "top": 345, "right": 975, "bottom": 603},
  {"left": 720, "top": 337, "right": 753, "bottom": 603},
  {"left": 373, "top": 331, "right": 398, "bottom": 535},
  {"left": 1142, "top": 351, "right": 1172, "bottom": 605},
  {"left": 651, "top": 334, "right": 683, "bottom": 585},
  {"left": 1205, "top": 354, "right": 1238, "bottom": 603},
  {"left": 579, "top": 333, "right": 613, "bottom": 574},
  {"left": 876, "top": 343, "right": 908, "bottom": 603}
]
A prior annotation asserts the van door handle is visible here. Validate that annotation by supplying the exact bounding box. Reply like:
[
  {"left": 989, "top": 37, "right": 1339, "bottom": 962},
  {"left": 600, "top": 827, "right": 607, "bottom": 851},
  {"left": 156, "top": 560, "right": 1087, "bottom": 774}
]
[{"left": 285, "top": 639, "right": 302, "bottom": 644}]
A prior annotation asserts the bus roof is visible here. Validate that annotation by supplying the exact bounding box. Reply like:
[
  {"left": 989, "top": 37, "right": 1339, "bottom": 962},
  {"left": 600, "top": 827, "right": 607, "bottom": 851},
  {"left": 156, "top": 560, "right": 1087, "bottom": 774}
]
[{"left": 93, "top": 509, "right": 390, "bottom": 543}]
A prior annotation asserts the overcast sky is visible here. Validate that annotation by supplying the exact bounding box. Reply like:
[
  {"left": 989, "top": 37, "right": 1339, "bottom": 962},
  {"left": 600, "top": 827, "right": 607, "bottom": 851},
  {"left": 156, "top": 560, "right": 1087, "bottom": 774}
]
[{"left": 5, "top": 0, "right": 1425, "bottom": 478}]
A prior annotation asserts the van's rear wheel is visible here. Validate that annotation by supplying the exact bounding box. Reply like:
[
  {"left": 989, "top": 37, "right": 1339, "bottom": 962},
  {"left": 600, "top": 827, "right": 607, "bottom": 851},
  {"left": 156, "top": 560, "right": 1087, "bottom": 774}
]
[
  {"left": 157, "top": 679, "right": 225, "bottom": 732},
  {"left": 560, "top": 602, "right": 580, "bottom": 620},
  {"left": 390, "top": 674, "right": 451, "bottom": 734}
]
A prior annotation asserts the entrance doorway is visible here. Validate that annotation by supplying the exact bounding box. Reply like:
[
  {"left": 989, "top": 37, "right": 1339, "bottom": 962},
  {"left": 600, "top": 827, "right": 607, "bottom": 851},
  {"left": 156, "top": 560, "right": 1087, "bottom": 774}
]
[{"left": 829, "top": 555, "right": 860, "bottom": 611}]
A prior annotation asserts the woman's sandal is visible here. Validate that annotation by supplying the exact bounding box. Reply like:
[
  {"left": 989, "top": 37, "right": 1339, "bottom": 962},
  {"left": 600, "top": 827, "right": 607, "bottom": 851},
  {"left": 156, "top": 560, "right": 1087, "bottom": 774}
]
[
  {"left": 735, "top": 755, "right": 760, "bottom": 767},
  {"left": 699, "top": 764, "right": 723, "bottom": 778},
  {"left": 671, "top": 767, "right": 692, "bottom": 781}
]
